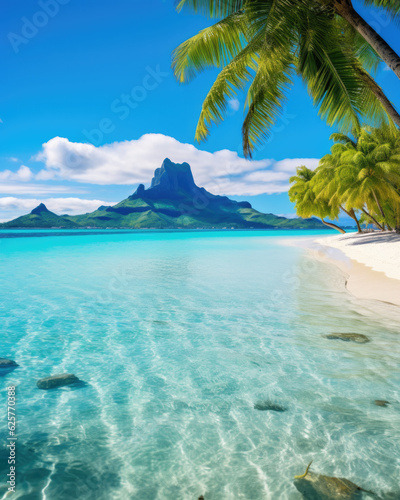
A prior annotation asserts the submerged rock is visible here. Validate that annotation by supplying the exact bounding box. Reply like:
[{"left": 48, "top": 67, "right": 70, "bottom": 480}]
[
  {"left": 0, "top": 358, "right": 18, "bottom": 368},
  {"left": 0, "top": 358, "right": 19, "bottom": 376},
  {"left": 198, "top": 496, "right": 205, "bottom": 500},
  {"left": 325, "top": 333, "right": 370, "bottom": 344},
  {"left": 37, "top": 374, "right": 81, "bottom": 390},
  {"left": 294, "top": 465, "right": 379, "bottom": 499},
  {"left": 381, "top": 493, "right": 400, "bottom": 499},
  {"left": 294, "top": 472, "right": 377, "bottom": 499},
  {"left": 254, "top": 400, "right": 287, "bottom": 412},
  {"left": 374, "top": 400, "right": 390, "bottom": 407}
]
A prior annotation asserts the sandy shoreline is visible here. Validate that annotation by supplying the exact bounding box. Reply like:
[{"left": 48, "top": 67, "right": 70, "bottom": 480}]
[{"left": 314, "top": 232, "right": 400, "bottom": 306}]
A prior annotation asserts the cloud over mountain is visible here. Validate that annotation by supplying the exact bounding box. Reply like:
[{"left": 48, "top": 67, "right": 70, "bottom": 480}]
[
  {"left": 34, "top": 134, "right": 319, "bottom": 196},
  {"left": 0, "top": 197, "right": 115, "bottom": 217},
  {"left": 0, "top": 134, "right": 321, "bottom": 221}
]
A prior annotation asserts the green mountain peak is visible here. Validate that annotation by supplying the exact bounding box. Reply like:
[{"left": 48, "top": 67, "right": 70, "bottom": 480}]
[
  {"left": 1, "top": 159, "right": 325, "bottom": 230},
  {"left": 30, "top": 203, "right": 51, "bottom": 215}
]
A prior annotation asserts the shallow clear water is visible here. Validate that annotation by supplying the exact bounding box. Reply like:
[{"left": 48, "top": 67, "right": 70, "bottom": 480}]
[{"left": 0, "top": 230, "right": 399, "bottom": 500}]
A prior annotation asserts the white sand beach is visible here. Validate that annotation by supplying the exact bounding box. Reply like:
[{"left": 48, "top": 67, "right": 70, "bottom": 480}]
[
  {"left": 316, "top": 232, "right": 400, "bottom": 279},
  {"left": 315, "top": 232, "right": 400, "bottom": 306}
]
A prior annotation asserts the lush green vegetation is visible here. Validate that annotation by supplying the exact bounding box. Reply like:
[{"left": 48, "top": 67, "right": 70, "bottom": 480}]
[
  {"left": 1, "top": 198, "right": 325, "bottom": 230},
  {"left": 1, "top": 168, "right": 325, "bottom": 230},
  {"left": 2, "top": 204, "right": 80, "bottom": 229},
  {"left": 289, "top": 126, "right": 400, "bottom": 233},
  {"left": 173, "top": 0, "right": 400, "bottom": 156}
]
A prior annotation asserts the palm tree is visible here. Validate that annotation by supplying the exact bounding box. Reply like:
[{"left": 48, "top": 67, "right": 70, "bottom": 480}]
[
  {"left": 289, "top": 166, "right": 346, "bottom": 233},
  {"left": 173, "top": 0, "right": 400, "bottom": 156},
  {"left": 337, "top": 127, "right": 400, "bottom": 230},
  {"left": 309, "top": 126, "right": 400, "bottom": 231},
  {"left": 313, "top": 143, "right": 364, "bottom": 232},
  {"left": 289, "top": 127, "right": 400, "bottom": 232}
]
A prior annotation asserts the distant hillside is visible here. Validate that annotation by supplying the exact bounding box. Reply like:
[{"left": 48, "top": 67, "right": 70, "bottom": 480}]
[
  {"left": 1, "top": 159, "right": 325, "bottom": 230},
  {"left": 2, "top": 204, "right": 79, "bottom": 228}
]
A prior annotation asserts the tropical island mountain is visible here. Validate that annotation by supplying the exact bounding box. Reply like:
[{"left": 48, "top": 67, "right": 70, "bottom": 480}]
[
  {"left": 2, "top": 203, "right": 80, "bottom": 229},
  {"left": 1, "top": 159, "right": 325, "bottom": 229}
]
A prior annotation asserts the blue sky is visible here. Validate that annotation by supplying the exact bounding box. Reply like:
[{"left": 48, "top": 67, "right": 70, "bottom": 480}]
[{"left": 1, "top": 0, "right": 399, "bottom": 221}]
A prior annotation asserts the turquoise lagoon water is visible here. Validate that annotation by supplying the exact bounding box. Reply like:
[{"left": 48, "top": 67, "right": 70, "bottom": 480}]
[{"left": 0, "top": 229, "right": 399, "bottom": 499}]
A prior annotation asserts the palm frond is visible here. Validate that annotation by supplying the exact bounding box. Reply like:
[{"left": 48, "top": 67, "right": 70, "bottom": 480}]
[
  {"left": 242, "top": 48, "right": 294, "bottom": 157},
  {"left": 362, "top": 0, "right": 400, "bottom": 22},
  {"left": 172, "top": 11, "right": 247, "bottom": 83},
  {"left": 296, "top": 9, "right": 363, "bottom": 133},
  {"left": 356, "top": 66, "right": 400, "bottom": 127},
  {"left": 329, "top": 132, "right": 357, "bottom": 147},
  {"left": 176, "top": 0, "right": 244, "bottom": 17},
  {"left": 336, "top": 16, "right": 382, "bottom": 73},
  {"left": 244, "top": 0, "right": 296, "bottom": 50},
  {"left": 173, "top": 0, "right": 400, "bottom": 156},
  {"left": 193, "top": 38, "right": 263, "bottom": 142}
]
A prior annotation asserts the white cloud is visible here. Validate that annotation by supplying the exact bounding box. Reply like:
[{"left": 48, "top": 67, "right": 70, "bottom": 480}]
[
  {"left": 18, "top": 166, "right": 33, "bottom": 181},
  {"left": 242, "top": 170, "right": 290, "bottom": 183},
  {"left": 0, "top": 197, "right": 116, "bottom": 219},
  {"left": 0, "top": 165, "right": 33, "bottom": 182},
  {"left": 8, "top": 157, "right": 19, "bottom": 162},
  {"left": 229, "top": 98, "right": 240, "bottom": 112},
  {"left": 0, "top": 184, "right": 81, "bottom": 195},
  {"left": 277, "top": 213, "right": 297, "bottom": 219},
  {"left": 206, "top": 170, "right": 291, "bottom": 196},
  {"left": 207, "top": 178, "right": 290, "bottom": 196},
  {"left": 35, "top": 134, "right": 270, "bottom": 187},
  {"left": 33, "top": 134, "right": 320, "bottom": 196},
  {"left": 273, "top": 158, "right": 320, "bottom": 173},
  {"left": 0, "top": 164, "right": 87, "bottom": 194}
]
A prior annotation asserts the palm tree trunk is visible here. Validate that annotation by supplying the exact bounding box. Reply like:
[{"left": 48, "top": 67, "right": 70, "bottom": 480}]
[
  {"left": 340, "top": 205, "right": 362, "bottom": 233},
  {"left": 361, "top": 208, "right": 384, "bottom": 231},
  {"left": 372, "top": 190, "right": 393, "bottom": 230},
  {"left": 320, "top": 217, "right": 346, "bottom": 233},
  {"left": 351, "top": 209, "right": 362, "bottom": 234},
  {"left": 357, "top": 68, "right": 400, "bottom": 128},
  {"left": 333, "top": 0, "right": 400, "bottom": 79}
]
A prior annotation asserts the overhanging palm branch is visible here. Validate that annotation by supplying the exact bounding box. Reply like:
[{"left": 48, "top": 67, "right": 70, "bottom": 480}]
[
  {"left": 173, "top": 0, "right": 400, "bottom": 156},
  {"left": 361, "top": 0, "right": 400, "bottom": 21},
  {"left": 173, "top": 11, "right": 248, "bottom": 83},
  {"left": 296, "top": 8, "right": 362, "bottom": 133},
  {"left": 174, "top": 0, "right": 400, "bottom": 156},
  {"left": 191, "top": 38, "right": 263, "bottom": 142},
  {"left": 242, "top": 47, "right": 294, "bottom": 156},
  {"left": 176, "top": 0, "right": 245, "bottom": 17}
]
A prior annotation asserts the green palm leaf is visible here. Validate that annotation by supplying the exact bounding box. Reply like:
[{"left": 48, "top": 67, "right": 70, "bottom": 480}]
[
  {"left": 193, "top": 38, "right": 262, "bottom": 142},
  {"left": 362, "top": 0, "right": 400, "bottom": 22},
  {"left": 173, "top": 0, "right": 400, "bottom": 155},
  {"left": 176, "top": 0, "right": 244, "bottom": 17},
  {"left": 172, "top": 11, "right": 247, "bottom": 83},
  {"left": 242, "top": 47, "right": 294, "bottom": 156}
]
